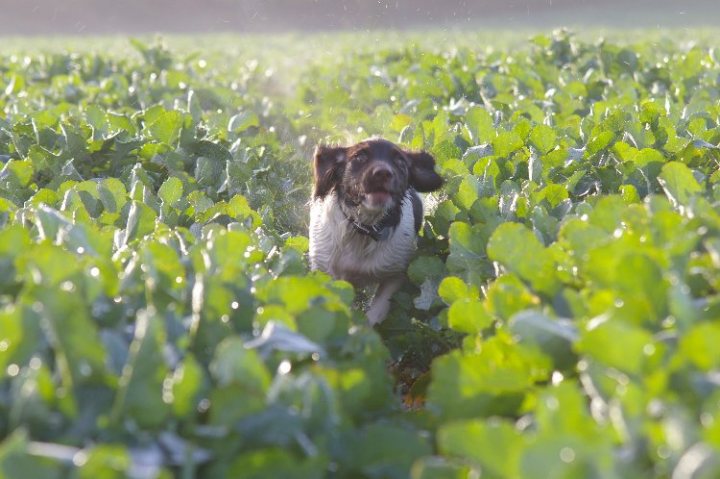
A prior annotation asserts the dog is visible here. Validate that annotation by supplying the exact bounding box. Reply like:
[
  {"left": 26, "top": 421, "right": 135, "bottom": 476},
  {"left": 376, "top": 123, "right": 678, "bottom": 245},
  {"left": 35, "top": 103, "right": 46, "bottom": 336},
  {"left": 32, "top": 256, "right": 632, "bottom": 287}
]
[{"left": 308, "top": 138, "right": 443, "bottom": 324}]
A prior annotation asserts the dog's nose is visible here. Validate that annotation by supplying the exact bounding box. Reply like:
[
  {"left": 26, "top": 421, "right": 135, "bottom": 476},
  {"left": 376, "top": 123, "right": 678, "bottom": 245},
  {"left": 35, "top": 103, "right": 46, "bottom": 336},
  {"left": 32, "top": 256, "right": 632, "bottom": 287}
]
[{"left": 371, "top": 166, "right": 393, "bottom": 181}]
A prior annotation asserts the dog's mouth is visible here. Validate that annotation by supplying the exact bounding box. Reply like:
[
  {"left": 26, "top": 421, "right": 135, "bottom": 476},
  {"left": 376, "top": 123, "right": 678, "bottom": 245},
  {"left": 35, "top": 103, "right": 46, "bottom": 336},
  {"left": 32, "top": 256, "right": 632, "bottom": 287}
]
[{"left": 361, "top": 188, "right": 395, "bottom": 209}]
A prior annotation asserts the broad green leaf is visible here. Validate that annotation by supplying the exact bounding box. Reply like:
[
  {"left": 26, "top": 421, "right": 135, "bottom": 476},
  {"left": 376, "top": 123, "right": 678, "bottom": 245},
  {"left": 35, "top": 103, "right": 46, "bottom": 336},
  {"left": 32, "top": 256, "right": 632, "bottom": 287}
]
[
  {"left": 210, "top": 337, "right": 271, "bottom": 392},
  {"left": 410, "top": 458, "right": 471, "bottom": 479},
  {"left": 438, "top": 420, "right": 523, "bottom": 478},
  {"left": 447, "top": 299, "right": 493, "bottom": 334},
  {"left": 227, "top": 449, "right": 325, "bottom": 479},
  {"left": 0, "top": 307, "right": 28, "bottom": 376},
  {"left": 542, "top": 184, "right": 568, "bottom": 208},
  {"left": 634, "top": 148, "right": 665, "bottom": 166},
  {"left": 228, "top": 111, "right": 261, "bottom": 133},
  {"left": 576, "top": 316, "right": 656, "bottom": 374},
  {"left": 407, "top": 255, "right": 446, "bottom": 285},
  {"left": 465, "top": 106, "right": 495, "bottom": 144},
  {"left": 77, "top": 445, "right": 131, "bottom": 479},
  {"left": 157, "top": 177, "right": 183, "bottom": 205},
  {"left": 510, "top": 310, "right": 577, "bottom": 369},
  {"left": 492, "top": 130, "right": 524, "bottom": 158},
  {"left": 586, "top": 131, "right": 615, "bottom": 156},
  {"left": 438, "top": 276, "right": 478, "bottom": 304},
  {"left": 0, "top": 431, "right": 64, "bottom": 479},
  {"left": 97, "top": 178, "right": 127, "bottom": 213},
  {"left": 456, "top": 175, "right": 481, "bottom": 209},
  {"left": 487, "top": 222, "right": 558, "bottom": 294},
  {"left": 25, "top": 286, "right": 107, "bottom": 415},
  {"left": 111, "top": 308, "right": 170, "bottom": 428},
  {"left": 428, "top": 334, "right": 550, "bottom": 420},
  {"left": 658, "top": 161, "right": 703, "bottom": 207},
  {"left": 530, "top": 124, "right": 557, "bottom": 154},
  {"left": 486, "top": 274, "right": 540, "bottom": 319},
  {"left": 679, "top": 323, "right": 720, "bottom": 371},
  {"left": 123, "top": 200, "right": 157, "bottom": 245},
  {"left": 446, "top": 221, "right": 492, "bottom": 286},
  {"left": 144, "top": 106, "right": 184, "bottom": 145},
  {"left": 341, "top": 424, "right": 433, "bottom": 478}
]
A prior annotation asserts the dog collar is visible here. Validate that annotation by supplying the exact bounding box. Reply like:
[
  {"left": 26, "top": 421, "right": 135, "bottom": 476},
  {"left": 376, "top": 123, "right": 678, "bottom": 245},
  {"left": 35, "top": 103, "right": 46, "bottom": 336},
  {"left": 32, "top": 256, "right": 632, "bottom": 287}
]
[
  {"left": 348, "top": 218, "right": 393, "bottom": 241},
  {"left": 338, "top": 191, "right": 404, "bottom": 242}
]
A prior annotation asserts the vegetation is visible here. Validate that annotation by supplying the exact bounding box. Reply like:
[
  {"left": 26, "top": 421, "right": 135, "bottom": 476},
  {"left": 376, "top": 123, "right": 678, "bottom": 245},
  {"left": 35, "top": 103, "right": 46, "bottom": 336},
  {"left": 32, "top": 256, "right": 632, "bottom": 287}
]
[{"left": 1, "top": 30, "right": 720, "bottom": 477}]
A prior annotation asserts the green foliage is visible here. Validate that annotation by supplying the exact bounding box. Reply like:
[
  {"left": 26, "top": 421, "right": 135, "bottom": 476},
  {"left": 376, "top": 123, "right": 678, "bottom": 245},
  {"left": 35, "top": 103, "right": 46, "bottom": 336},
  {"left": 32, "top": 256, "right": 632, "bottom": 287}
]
[{"left": 1, "top": 30, "right": 720, "bottom": 478}]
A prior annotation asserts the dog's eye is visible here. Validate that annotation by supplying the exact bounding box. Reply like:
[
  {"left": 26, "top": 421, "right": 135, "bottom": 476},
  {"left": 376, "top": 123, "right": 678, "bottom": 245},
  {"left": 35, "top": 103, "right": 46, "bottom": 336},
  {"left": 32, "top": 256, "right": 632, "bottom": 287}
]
[
  {"left": 353, "top": 153, "right": 367, "bottom": 163},
  {"left": 392, "top": 152, "right": 405, "bottom": 165}
]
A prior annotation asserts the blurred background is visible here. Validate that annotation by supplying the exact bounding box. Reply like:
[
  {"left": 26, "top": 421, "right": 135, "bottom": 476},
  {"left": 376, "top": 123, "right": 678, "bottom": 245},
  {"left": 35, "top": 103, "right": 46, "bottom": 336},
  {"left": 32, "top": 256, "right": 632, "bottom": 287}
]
[{"left": 1, "top": 0, "right": 719, "bottom": 35}]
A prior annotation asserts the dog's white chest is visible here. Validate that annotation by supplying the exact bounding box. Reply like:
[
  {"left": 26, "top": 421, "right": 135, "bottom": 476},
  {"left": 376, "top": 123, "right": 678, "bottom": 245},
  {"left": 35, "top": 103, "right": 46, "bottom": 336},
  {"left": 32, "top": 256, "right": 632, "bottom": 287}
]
[{"left": 309, "top": 192, "right": 417, "bottom": 286}]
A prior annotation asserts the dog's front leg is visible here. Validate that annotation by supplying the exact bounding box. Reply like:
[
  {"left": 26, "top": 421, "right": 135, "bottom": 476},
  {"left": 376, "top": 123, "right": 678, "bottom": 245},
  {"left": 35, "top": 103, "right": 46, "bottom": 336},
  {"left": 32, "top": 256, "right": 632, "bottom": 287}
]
[{"left": 366, "top": 275, "right": 405, "bottom": 325}]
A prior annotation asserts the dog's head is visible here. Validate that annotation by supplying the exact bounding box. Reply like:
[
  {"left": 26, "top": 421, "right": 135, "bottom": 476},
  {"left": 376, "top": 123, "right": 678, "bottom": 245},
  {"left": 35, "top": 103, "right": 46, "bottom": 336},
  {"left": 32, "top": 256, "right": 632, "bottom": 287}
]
[{"left": 312, "top": 138, "right": 443, "bottom": 211}]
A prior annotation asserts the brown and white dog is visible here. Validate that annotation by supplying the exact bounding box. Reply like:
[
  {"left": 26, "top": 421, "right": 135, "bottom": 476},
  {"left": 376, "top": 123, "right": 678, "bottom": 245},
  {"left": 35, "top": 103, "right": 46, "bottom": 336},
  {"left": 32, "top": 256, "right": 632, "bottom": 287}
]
[{"left": 309, "top": 138, "right": 443, "bottom": 324}]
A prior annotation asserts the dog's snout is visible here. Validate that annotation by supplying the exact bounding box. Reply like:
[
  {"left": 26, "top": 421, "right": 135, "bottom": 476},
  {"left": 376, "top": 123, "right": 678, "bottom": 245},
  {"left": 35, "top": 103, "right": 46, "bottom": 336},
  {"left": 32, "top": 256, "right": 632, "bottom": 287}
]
[{"left": 371, "top": 166, "right": 393, "bottom": 181}]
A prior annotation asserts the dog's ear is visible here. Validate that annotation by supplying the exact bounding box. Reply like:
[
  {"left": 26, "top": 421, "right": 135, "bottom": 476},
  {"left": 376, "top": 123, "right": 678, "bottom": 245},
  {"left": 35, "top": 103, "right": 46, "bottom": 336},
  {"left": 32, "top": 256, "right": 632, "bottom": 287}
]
[
  {"left": 313, "top": 145, "right": 347, "bottom": 198},
  {"left": 404, "top": 150, "right": 443, "bottom": 192}
]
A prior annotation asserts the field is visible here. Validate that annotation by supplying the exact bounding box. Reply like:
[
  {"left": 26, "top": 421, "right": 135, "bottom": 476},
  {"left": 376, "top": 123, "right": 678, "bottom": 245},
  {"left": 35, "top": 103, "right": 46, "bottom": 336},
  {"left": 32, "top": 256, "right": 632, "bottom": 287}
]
[{"left": 1, "top": 29, "right": 720, "bottom": 478}]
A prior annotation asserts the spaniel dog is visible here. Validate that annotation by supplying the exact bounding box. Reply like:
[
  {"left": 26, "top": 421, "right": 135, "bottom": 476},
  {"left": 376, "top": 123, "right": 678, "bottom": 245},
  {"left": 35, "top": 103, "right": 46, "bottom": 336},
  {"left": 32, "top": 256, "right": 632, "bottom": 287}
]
[{"left": 309, "top": 138, "right": 443, "bottom": 324}]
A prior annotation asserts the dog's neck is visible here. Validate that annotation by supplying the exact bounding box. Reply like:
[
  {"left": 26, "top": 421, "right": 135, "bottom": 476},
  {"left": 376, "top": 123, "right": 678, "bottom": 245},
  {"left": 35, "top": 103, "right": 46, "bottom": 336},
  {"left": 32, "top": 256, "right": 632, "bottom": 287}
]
[{"left": 337, "top": 191, "right": 404, "bottom": 241}]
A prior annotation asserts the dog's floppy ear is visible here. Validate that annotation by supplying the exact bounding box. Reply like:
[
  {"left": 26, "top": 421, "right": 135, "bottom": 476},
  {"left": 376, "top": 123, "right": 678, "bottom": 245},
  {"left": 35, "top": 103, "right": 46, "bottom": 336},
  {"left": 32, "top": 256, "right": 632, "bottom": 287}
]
[
  {"left": 313, "top": 145, "right": 347, "bottom": 198},
  {"left": 404, "top": 150, "right": 443, "bottom": 192}
]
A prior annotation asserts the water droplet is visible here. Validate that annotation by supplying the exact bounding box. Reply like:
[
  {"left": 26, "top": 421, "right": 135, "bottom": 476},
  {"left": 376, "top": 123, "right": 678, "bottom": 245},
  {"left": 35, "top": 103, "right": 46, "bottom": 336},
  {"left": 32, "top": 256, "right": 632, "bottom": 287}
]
[
  {"left": 278, "top": 360, "right": 292, "bottom": 375},
  {"left": 6, "top": 364, "right": 19, "bottom": 377},
  {"left": 701, "top": 412, "right": 714, "bottom": 427},
  {"left": 545, "top": 396, "right": 559, "bottom": 411},
  {"left": 90, "top": 267, "right": 100, "bottom": 277},
  {"left": 231, "top": 301, "right": 239, "bottom": 310},
  {"left": 559, "top": 447, "right": 575, "bottom": 463},
  {"left": 72, "top": 451, "right": 88, "bottom": 467},
  {"left": 79, "top": 362, "right": 92, "bottom": 377}
]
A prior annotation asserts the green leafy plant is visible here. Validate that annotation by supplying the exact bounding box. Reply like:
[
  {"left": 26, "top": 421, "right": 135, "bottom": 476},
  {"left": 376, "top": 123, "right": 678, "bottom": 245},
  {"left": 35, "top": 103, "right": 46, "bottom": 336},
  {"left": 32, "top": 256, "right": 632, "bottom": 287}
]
[{"left": 1, "top": 30, "right": 720, "bottom": 478}]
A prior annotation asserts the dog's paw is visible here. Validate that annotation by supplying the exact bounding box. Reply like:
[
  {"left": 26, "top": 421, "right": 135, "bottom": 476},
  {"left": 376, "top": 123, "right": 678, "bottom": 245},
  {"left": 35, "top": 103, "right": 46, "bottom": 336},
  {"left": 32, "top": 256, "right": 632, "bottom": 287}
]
[{"left": 366, "top": 300, "right": 390, "bottom": 325}]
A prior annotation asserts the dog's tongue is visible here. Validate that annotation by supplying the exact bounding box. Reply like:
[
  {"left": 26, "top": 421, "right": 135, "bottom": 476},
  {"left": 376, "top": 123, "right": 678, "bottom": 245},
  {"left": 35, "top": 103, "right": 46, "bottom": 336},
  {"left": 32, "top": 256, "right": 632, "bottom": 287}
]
[{"left": 367, "top": 191, "right": 391, "bottom": 205}]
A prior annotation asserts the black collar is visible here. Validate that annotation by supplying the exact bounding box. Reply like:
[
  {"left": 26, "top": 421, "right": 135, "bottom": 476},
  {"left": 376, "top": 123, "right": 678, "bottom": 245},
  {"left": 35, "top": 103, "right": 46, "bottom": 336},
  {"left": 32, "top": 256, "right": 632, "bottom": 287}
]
[
  {"left": 340, "top": 195, "right": 403, "bottom": 242},
  {"left": 348, "top": 216, "right": 394, "bottom": 241}
]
